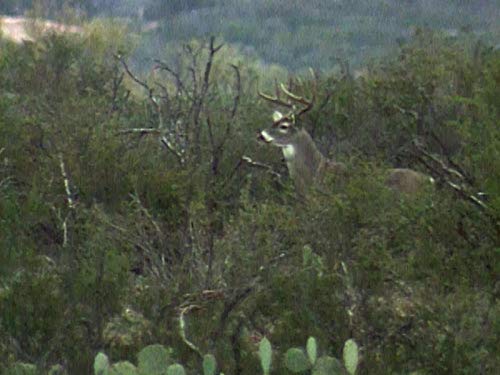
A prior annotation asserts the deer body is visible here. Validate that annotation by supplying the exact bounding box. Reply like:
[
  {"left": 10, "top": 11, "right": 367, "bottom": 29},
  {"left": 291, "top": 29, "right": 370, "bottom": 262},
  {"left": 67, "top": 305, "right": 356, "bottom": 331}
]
[
  {"left": 258, "top": 82, "right": 432, "bottom": 196},
  {"left": 385, "top": 167, "right": 432, "bottom": 194},
  {"left": 259, "top": 111, "right": 431, "bottom": 196},
  {"left": 261, "top": 124, "right": 346, "bottom": 195}
]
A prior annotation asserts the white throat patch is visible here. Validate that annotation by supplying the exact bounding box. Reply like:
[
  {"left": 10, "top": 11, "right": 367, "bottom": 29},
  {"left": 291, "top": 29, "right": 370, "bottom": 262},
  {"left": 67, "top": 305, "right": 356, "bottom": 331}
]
[{"left": 282, "top": 145, "right": 296, "bottom": 161}]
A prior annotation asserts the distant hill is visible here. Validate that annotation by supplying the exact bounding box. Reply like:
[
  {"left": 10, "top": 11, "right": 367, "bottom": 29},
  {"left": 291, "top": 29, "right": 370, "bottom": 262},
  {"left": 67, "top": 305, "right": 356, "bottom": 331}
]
[
  {"left": 135, "top": 0, "right": 500, "bottom": 71},
  {"left": 2, "top": 0, "right": 499, "bottom": 71}
]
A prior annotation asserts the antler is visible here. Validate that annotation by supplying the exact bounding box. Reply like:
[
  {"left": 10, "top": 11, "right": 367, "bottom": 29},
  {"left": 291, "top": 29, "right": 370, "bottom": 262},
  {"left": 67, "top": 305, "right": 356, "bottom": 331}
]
[
  {"left": 258, "top": 69, "right": 316, "bottom": 122},
  {"left": 279, "top": 83, "right": 314, "bottom": 117},
  {"left": 257, "top": 80, "right": 294, "bottom": 109}
]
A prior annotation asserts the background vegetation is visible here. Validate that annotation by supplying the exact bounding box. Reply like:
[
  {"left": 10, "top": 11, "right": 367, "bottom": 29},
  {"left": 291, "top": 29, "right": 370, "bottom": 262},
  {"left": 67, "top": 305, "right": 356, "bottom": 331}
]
[
  {"left": 1, "top": 0, "right": 499, "bottom": 71},
  {"left": 0, "top": 1, "right": 499, "bottom": 374}
]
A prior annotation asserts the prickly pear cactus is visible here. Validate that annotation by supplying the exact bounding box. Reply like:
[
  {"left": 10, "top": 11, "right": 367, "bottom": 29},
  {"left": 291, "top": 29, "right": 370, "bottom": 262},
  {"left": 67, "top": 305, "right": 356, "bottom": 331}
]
[
  {"left": 94, "top": 352, "right": 110, "bottom": 375},
  {"left": 166, "top": 363, "right": 186, "bottom": 375},
  {"left": 284, "top": 347, "right": 311, "bottom": 373},
  {"left": 343, "top": 339, "right": 359, "bottom": 375},
  {"left": 306, "top": 337, "right": 317, "bottom": 365},
  {"left": 110, "top": 361, "right": 138, "bottom": 375},
  {"left": 202, "top": 354, "right": 217, "bottom": 375},
  {"left": 258, "top": 337, "right": 272, "bottom": 375},
  {"left": 312, "top": 356, "right": 343, "bottom": 375},
  {"left": 137, "top": 344, "right": 173, "bottom": 375}
]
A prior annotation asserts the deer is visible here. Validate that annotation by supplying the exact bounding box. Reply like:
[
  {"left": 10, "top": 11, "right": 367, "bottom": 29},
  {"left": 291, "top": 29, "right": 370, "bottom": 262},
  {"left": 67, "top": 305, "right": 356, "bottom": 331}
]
[{"left": 257, "top": 82, "right": 433, "bottom": 197}]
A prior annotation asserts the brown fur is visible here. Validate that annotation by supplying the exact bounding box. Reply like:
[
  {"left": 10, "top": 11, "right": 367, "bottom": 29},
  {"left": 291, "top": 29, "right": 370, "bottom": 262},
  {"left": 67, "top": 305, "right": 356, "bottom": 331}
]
[
  {"left": 385, "top": 168, "right": 431, "bottom": 194},
  {"left": 260, "top": 118, "right": 431, "bottom": 196}
]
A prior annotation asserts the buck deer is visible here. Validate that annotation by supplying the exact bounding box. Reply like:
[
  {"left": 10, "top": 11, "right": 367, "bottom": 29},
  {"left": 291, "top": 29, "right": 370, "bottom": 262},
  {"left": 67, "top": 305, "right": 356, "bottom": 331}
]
[{"left": 257, "top": 83, "right": 432, "bottom": 197}]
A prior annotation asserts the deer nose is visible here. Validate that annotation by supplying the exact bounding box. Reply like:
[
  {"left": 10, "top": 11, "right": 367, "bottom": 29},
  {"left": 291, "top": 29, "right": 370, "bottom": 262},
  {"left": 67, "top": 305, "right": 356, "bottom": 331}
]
[{"left": 258, "top": 130, "right": 274, "bottom": 143}]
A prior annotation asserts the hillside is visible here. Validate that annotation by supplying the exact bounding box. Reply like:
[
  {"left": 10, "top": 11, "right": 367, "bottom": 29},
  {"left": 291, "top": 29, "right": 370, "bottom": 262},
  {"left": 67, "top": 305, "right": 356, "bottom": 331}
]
[{"left": 1, "top": 0, "right": 499, "bottom": 71}]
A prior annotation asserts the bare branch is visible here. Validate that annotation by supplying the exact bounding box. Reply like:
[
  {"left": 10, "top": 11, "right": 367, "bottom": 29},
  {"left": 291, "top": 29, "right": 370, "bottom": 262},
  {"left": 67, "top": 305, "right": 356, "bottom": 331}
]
[
  {"left": 207, "top": 116, "right": 216, "bottom": 152},
  {"left": 176, "top": 289, "right": 227, "bottom": 353},
  {"left": 58, "top": 153, "right": 75, "bottom": 210},
  {"left": 160, "top": 136, "right": 185, "bottom": 165},
  {"left": 413, "top": 141, "right": 489, "bottom": 211},
  {"left": 116, "top": 128, "right": 161, "bottom": 135},
  {"left": 414, "top": 141, "right": 466, "bottom": 182},
  {"left": 229, "top": 64, "right": 241, "bottom": 119},
  {"left": 115, "top": 54, "right": 159, "bottom": 112},
  {"left": 178, "top": 305, "right": 204, "bottom": 358},
  {"left": 154, "top": 81, "right": 170, "bottom": 102},
  {"left": 130, "top": 191, "right": 163, "bottom": 238},
  {"left": 200, "top": 37, "right": 223, "bottom": 101},
  {"left": 110, "top": 67, "right": 125, "bottom": 113},
  {"left": 191, "top": 36, "right": 224, "bottom": 165},
  {"left": 153, "top": 60, "right": 190, "bottom": 100},
  {"left": 58, "top": 153, "right": 76, "bottom": 248},
  {"left": 241, "top": 155, "right": 282, "bottom": 180},
  {"left": 212, "top": 252, "right": 289, "bottom": 343}
]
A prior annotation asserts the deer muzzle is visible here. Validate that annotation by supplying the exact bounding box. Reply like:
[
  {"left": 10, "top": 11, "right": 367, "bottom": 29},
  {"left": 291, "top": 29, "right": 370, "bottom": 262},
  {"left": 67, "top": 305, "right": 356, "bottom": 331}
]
[{"left": 258, "top": 130, "right": 274, "bottom": 144}]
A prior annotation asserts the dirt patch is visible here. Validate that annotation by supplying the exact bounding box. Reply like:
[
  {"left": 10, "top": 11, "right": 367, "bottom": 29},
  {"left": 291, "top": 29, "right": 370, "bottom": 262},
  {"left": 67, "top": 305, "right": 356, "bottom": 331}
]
[{"left": 1, "top": 16, "right": 83, "bottom": 43}]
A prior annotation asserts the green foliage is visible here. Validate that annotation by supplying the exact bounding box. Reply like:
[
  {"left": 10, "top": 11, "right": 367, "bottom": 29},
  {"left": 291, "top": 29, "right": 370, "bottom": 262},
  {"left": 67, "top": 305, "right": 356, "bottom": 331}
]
[
  {"left": 48, "top": 364, "right": 66, "bottom": 375},
  {"left": 0, "top": 18, "right": 498, "bottom": 375},
  {"left": 83, "top": 18, "right": 138, "bottom": 60},
  {"left": 4, "top": 363, "right": 37, "bottom": 375},
  {"left": 102, "top": 307, "right": 152, "bottom": 359}
]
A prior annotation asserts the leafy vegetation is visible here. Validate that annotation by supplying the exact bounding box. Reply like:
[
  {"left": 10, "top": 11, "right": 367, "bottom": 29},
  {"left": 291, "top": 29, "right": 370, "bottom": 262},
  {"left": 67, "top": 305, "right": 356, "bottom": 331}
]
[{"left": 0, "top": 10, "right": 499, "bottom": 375}]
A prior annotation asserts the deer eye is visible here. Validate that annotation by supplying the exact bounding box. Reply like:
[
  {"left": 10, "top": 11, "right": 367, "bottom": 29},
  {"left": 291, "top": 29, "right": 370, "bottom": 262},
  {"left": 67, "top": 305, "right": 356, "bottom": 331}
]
[{"left": 279, "top": 123, "right": 289, "bottom": 130}]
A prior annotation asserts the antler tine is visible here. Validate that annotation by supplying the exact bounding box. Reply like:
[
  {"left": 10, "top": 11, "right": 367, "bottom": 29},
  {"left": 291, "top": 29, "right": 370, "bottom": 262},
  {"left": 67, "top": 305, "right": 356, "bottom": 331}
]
[
  {"left": 279, "top": 83, "right": 311, "bottom": 106},
  {"left": 274, "top": 78, "right": 281, "bottom": 101},
  {"left": 279, "top": 83, "right": 314, "bottom": 117},
  {"left": 292, "top": 68, "right": 318, "bottom": 116},
  {"left": 258, "top": 90, "right": 294, "bottom": 108},
  {"left": 258, "top": 69, "right": 317, "bottom": 119}
]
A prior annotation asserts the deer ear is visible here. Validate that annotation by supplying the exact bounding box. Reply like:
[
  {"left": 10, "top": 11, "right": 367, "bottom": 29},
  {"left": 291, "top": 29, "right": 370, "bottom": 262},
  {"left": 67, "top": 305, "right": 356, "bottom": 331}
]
[{"left": 272, "top": 111, "right": 283, "bottom": 122}]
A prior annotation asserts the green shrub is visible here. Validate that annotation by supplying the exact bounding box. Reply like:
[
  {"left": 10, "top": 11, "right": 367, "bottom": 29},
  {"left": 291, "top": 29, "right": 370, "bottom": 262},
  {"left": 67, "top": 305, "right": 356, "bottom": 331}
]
[{"left": 0, "top": 23, "right": 498, "bottom": 374}]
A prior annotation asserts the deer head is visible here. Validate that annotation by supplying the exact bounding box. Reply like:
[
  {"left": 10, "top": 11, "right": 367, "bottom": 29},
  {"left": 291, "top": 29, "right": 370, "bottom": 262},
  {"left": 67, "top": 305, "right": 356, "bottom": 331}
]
[
  {"left": 258, "top": 81, "right": 346, "bottom": 195},
  {"left": 257, "top": 80, "right": 316, "bottom": 154}
]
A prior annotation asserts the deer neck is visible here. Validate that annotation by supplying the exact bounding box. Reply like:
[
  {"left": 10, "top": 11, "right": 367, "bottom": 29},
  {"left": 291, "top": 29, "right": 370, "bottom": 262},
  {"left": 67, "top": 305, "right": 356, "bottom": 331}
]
[{"left": 283, "top": 129, "right": 327, "bottom": 187}]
